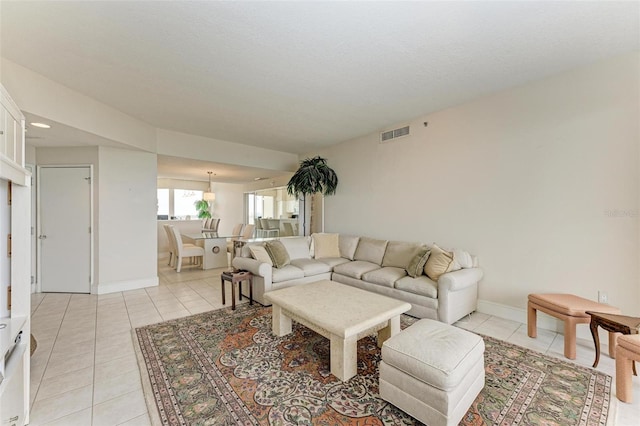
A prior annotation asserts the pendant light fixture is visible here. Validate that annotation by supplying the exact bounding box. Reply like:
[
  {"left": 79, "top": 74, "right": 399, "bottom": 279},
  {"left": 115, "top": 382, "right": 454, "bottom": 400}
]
[{"left": 203, "top": 171, "right": 215, "bottom": 201}]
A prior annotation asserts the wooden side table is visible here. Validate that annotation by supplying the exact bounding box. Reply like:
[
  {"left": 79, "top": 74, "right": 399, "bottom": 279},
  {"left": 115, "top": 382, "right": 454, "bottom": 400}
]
[
  {"left": 221, "top": 270, "right": 253, "bottom": 310},
  {"left": 586, "top": 311, "right": 640, "bottom": 374}
]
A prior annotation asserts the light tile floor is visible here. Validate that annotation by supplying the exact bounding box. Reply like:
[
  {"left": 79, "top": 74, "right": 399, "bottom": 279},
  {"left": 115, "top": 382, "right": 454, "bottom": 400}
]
[{"left": 28, "top": 261, "right": 640, "bottom": 425}]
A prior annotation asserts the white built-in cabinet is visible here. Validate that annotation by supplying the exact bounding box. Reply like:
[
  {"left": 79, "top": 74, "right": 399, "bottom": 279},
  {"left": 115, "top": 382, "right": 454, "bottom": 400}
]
[{"left": 0, "top": 84, "right": 31, "bottom": 426}]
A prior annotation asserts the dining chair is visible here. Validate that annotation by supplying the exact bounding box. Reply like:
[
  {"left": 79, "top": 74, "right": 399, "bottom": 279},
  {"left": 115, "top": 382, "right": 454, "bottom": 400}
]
[
  {"left": 227, "top": 223, "right": 246, "bottom": 256},
  {"left": 231, "top": 223, "right": 244, "bottom": 236},
  {"left": 241, "top": 223, "right": 255, "bottom": 239},
  {"left": 283, "top": 222, "right": 295, "bottom": 237},
  {"left": 163, "top": 224, "right": 175, "bottom": 266},
  {"left": 255, "top": 218, "right": 264, "bottom": 237},
  {"left": 260, "top": 218, "right": 279, "bottom": 237},
  {"left": 211, "top": 218, "right": 221, "bottom": 232},
  {"left": 170, "top": 226, "right": 205, "bottom": 272}
]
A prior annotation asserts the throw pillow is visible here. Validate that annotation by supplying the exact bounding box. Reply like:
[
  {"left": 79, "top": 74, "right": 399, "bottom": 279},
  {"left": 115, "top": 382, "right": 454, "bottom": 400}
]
[
  {"left": 264, "top": 240, "right": 290, "bottom": 268},
  {"left": 279, "top": 237, "right": 311, "bottom": 259},
  {"left": 354, "top": 237, "right": 388, "bottom": 265},
  {"left": 313, "top": 233, "right": 340, "bottom": 259},
  {"left": 406, "top": 247, "right": 430, "bottom": 278},
  {"left": 382, "top": 241, "right": 422, "bottom": 269},
  {"left": 339, "top": 235, "right": 360, "bottom": 260},
  {"left": 248, "top": 245, "right": 273, "bottom": 266},
  {"left": 424, "top": 244, "right": 455, "bottom": 281},
  {"left": 452, "top": 249, "right": 473, "bottom": 269}
]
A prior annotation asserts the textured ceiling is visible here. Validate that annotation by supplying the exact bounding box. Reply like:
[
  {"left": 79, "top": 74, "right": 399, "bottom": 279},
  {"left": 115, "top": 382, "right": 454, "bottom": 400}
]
[{"left": 1, "top": 1, "right": 638, "bottom": 154}]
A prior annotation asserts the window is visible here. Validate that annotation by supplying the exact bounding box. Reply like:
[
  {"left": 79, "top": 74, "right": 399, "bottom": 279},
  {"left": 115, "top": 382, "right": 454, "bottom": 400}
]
[
  {"left": 157, "top": 188, "right": 203, "bottom": 219},
  {"left": 174, "top": 189, "right": 202, "bottom": 218}
]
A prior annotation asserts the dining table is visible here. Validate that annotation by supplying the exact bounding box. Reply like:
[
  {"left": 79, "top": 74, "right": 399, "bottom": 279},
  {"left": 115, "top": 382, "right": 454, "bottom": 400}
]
[{"left": 181, "top": 232, "right": 239, "bottom": 269}]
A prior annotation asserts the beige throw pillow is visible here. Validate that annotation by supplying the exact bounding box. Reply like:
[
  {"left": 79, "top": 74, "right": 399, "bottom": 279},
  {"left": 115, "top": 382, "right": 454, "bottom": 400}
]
[
  {"left": 383, "top": 241, "right": 422, "bottom": 269},
  {"left": 313, "top": 233, "right": 341, "bottom": 259},
  {"left": 424, "top": 244, "right": 455, "bottom": 281},
  {"left": 249, "top": 245, "right": 273, "bottom": 266},
  {"left": 406, "top": 247, "right": 430, "bottom": 278},
  {"left": 264, "top": 240, "right": 290, "bottom": 268},
  {"left": 339, "top": 235, "right": 360, "bottom": 260}
]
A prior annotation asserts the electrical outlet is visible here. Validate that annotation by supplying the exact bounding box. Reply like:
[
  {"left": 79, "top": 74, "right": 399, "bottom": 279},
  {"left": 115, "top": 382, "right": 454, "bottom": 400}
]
[{"left": 598, "top": 291, "right": 608, "bottom": 304}]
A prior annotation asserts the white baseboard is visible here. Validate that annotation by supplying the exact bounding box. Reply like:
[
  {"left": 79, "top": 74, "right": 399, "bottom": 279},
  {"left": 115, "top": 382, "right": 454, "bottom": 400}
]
[
  {"left": 477, "top": 299, "right": 607, "bottom": 344},
  {"left": 93, "top": 276, "right": 159, "bottom": 295}
]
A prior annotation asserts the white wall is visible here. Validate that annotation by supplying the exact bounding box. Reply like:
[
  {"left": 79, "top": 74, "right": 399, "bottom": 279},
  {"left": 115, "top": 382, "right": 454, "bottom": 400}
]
[
  {"left": 315, "top": 53, "right": 640, "bottom": 316},
  {"left": 98, "top": 147, "right": 158, "bottom": 292}
]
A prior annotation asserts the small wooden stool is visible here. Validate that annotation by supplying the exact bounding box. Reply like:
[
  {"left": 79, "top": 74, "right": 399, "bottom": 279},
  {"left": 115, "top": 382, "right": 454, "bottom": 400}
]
[
  {"left": 221, "top": 270, "right": 253, "bottom": 310},
  {"left": 616, "top": 334, "right": 640, "bottom": 403},
  {"left": 527, "top": 293, "right": 620, "bottom": 360}
]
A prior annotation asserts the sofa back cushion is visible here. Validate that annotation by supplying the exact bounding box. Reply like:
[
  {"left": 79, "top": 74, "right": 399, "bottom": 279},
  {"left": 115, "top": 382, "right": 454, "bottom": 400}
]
[
  {"left": 339, "top": 235, "right": 360, "bottom": 260},
  {"left": 354, "top": 237, "right": 388, "bottom": 265},
  {"left": 312, "top": 233, "right": 340, "bottom": 259},
  {"left": 382, "top": 241, "right": 422, "bottom": 269},
  {"left": 265, "top": 240, "right": 291, "bottom": 268},
  {"left": 279, "top": 236, "right": 311, "bottom": 260}
]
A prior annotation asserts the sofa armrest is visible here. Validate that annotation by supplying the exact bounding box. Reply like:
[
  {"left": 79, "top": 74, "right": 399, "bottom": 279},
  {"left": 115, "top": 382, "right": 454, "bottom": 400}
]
[
  {"left": 232, "top": 257, "right": 272, "bottom": 279},
  {"left": 438, "top": 268, "right": 483, "bottom": 292},
  {"left": 437, "top": 267, "right": 483, "bottom": 324}
]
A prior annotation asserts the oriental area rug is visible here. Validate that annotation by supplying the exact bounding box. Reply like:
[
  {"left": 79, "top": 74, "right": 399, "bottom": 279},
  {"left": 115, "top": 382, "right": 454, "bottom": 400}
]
[{"left": 133, "top": 304, "right": 613, "bottom": 426}]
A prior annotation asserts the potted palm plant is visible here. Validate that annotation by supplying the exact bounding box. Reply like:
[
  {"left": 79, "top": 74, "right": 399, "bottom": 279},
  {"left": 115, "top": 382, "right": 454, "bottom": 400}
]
[
  {"left": 287, "top": 156, "right": 338, "bottom": 235},
  {"left": 194, "top": 199, "right": 212, "bottom": 219}
]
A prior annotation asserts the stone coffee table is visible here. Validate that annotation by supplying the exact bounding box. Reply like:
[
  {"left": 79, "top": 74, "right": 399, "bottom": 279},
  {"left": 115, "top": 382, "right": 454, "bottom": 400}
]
[{"left": 264, "top": 280, "right": 411, "bottom": 381}]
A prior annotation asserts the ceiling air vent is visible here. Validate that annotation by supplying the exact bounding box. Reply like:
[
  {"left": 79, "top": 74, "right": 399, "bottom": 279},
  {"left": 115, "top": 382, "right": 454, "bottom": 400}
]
[{"left": 380, "top": 125, "right": 410, "bottom": 143}]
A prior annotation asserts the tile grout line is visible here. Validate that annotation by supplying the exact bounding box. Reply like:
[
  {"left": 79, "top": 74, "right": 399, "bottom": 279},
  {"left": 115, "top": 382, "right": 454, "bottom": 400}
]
[
  {"left": 90, "top": 292, "right": 102, "bottom": 426},
  {"left": 31, "top": 294, "right": 72, "bottom": 408}
]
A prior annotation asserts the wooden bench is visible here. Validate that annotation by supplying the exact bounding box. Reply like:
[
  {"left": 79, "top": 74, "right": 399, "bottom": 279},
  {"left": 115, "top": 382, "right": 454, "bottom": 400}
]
[
  {"left": 527, "top": 293, "right": 620, "bottom": 360},
  {"left": 616, "top": 334, "right": 640, "bottom": 403}
]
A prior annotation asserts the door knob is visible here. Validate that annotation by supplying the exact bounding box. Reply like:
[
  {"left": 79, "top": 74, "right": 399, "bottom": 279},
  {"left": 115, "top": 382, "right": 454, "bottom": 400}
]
[{"left": 38, "top": 235, "right": 47, "bottom": 239}]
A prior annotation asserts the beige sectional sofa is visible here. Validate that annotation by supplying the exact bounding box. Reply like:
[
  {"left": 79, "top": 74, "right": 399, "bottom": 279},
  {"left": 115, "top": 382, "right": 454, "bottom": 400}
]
[{"left": 232, "top": 234, "right": 483, "bottom": 324}]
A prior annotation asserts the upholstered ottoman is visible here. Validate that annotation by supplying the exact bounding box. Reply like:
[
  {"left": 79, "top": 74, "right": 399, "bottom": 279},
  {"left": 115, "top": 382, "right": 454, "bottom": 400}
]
[{"left": 379, "top": 319, "right": 485, "bottom": 426}]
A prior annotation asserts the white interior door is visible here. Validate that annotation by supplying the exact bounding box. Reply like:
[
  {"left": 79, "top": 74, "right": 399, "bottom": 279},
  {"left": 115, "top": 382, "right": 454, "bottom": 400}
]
[{"left": 39, "top": 166, "right": 91, "bottom": 293}]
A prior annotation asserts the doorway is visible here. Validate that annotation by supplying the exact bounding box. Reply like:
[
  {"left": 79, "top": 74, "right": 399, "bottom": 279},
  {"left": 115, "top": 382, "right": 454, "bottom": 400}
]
[{"left": 38, "top": 166, "right": 92, "bottom": 293}]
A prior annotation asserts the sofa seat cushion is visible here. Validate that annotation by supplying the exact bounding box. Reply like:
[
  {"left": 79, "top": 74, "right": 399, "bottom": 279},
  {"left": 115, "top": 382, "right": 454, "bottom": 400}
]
[
  {"left": 395, "top": 276, "right": 438, "bottom": 299},
  {"left": 290, "top": 258, "right": 332, "bottom": 277},
  {"left": 317, "top": 257, "right": 350, "bottom": 268},
  {"left": 271, "top": 265, "right": 305, "bottom": 282},
  {"left": 280, "top": 236, "right": 312, "bottom": 260},
  {"left": 362, "top": 267, "right": 407, "bottom": 288},
  {"left": 333, "top": 260, "right": 381, "bottom": 279},
  {"left": 382, "top": 319, "right": 485, "bottom": 391}
]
